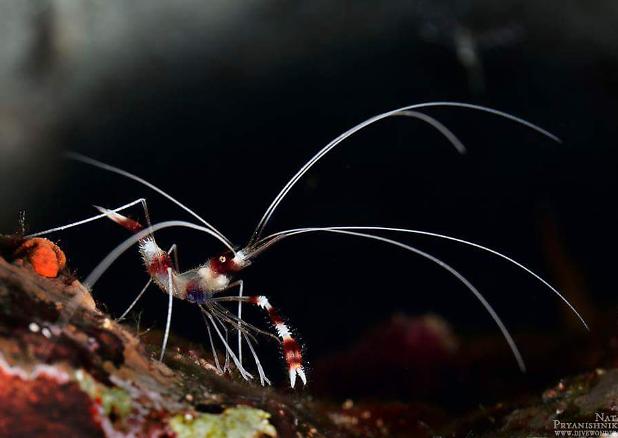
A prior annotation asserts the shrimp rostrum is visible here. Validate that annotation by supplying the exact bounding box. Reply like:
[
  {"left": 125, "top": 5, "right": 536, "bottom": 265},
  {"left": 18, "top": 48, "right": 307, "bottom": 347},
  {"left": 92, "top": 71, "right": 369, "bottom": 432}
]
[{"left": 31, "top": 102, "right": 588, "bottom": 388}]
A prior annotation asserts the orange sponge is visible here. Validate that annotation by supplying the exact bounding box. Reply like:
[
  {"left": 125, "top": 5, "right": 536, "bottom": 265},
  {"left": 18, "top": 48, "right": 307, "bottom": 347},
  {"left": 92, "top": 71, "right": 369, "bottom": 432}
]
[{"left": 14, "top": 238, "right": 66, "bottom": 278}]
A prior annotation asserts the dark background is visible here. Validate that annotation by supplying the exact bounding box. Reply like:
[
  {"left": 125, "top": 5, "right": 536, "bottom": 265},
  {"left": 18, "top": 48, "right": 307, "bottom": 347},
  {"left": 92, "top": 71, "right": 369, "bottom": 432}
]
[{"left": 1, "top": 1, "right": 616, "bottom": 402}]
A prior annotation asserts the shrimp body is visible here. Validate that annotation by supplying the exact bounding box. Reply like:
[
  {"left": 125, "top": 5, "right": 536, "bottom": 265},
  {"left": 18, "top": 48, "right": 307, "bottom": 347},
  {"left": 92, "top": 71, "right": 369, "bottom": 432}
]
[
  {"left": 95, "top": 205, "right": 303, "bottom": 385},
  {"left": 104, "top": 208, "right": 245, "bottom": 299}
]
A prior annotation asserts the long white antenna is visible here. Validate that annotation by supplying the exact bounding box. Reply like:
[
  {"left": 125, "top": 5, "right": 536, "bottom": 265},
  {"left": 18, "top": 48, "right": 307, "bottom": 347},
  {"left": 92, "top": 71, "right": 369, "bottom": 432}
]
[
  {"left": 67, "top": 152, "right": 234, "bottom": 248},
  {"left": 256, "top": 228, "right": 526, "bottom": 371},
  {"left": 249, "top": 102, "right": 560, "bottom": 243},
  {"left": 253, "top": 225, "right": 588, "bottom": 331}
]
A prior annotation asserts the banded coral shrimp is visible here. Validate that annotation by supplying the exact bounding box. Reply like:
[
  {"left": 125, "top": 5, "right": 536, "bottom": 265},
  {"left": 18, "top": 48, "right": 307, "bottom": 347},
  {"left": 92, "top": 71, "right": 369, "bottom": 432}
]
[{"left": 29, "top": 101, "right": 588, "bottom": 388}]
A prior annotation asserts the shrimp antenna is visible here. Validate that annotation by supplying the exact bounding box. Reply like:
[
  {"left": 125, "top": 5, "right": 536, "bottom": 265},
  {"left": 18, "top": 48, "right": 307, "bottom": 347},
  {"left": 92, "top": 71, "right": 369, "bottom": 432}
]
[
  {"left": 336, "top": 229, "right": 525, "bottom": 371},
  {"left": 251, "top": 228, "right": 525, "bottom": 370},
  {"left": 66, "top": 152, "right": 233, "bottom": 248},
  {"left": 249, "top": 102, "right": 561, "bottom": 244},
  {"left": 250, "top": 226, "right": 588, "bottom": 331}
]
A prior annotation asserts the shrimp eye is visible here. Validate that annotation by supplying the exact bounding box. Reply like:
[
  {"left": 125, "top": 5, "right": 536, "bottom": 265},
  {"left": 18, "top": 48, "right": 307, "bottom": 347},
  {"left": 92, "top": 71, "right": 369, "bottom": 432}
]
[{"left": 219, "top": 256, "right": 227, "bottom": 263}]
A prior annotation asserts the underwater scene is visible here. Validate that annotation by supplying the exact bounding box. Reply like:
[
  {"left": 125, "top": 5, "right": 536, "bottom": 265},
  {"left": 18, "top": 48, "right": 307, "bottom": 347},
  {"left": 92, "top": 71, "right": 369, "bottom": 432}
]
[{"left": 0, "top": 2, "right": 616, "bottom": 437}]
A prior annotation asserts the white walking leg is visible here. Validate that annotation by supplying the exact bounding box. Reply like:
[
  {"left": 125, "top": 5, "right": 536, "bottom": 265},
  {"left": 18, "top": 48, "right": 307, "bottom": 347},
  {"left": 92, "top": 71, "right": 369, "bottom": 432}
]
[
  {"left": 202, "top": 307, "right": 253, "bottom": 381},
  {"left": 237, "top": 280, "right": 244, "bottom": 366},
  {"left": 159, "top": 267, "right": 174, "bottom": 361}
]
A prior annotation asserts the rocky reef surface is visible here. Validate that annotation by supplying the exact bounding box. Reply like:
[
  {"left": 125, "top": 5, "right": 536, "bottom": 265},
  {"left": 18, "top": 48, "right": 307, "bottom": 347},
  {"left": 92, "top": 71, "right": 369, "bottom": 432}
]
[{"left": 0, "top": 234, "right": 615, "bottom": 437}]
